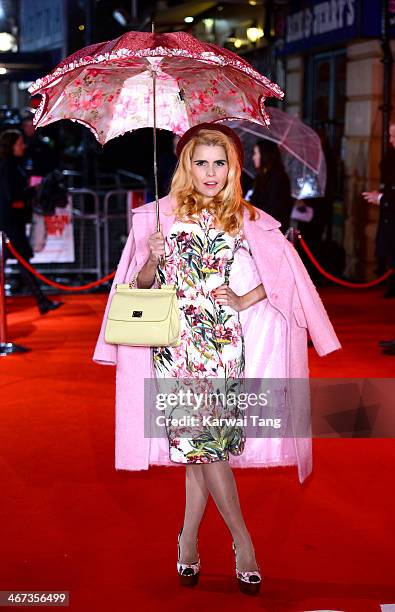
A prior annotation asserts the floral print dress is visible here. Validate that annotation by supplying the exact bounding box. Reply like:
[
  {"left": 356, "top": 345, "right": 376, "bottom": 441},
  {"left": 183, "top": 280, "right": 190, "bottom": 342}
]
[{"left": 153, "top": 208, "right": 254, "bottom": 464}]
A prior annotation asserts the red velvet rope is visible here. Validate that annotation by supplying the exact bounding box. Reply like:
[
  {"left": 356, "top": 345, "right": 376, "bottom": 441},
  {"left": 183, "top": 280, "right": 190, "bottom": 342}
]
[
  {"left": 5, "top": 235, "right": 393, "bottom": 293},
  {"left": 6, "top": 239, "right": 115, "bottom": 291},
  {"left": 298, "top": 236, "right": 393, "bottom": 288}
]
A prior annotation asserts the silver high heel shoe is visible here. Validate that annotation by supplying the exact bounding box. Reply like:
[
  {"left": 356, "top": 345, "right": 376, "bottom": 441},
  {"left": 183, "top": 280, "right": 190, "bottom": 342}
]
[
  {"left": 177, "top": 528, "right": 200, "bottom": 587},
  {"left": 232, "top": 540, "right": 262, "bottom": 595}
]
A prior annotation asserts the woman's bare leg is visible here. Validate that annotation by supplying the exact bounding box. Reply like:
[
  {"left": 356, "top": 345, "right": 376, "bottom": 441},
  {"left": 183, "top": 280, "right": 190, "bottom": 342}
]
[
  {"left": 178, "top": 464, "right": 210, "bottom": 564},
  {"left": 201, "top": 459, "right": 259, "bottom": 573}
]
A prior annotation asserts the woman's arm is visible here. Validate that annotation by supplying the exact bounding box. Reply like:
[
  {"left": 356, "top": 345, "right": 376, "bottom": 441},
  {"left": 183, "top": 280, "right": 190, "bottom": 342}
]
[
  {"left": 135, "top": 230, "right": 165, "bottom": 288},
  {"left": 239, "top": 283, "right": 267, "bottom": 311},
  {"left": 136, "top": 256, "right": 157, "bottom": 288},
  {"left": 213, "top": 283, "right": 267, "bottom": 312}
]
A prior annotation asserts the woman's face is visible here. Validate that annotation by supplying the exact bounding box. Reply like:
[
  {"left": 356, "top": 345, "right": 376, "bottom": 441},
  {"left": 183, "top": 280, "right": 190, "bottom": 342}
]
[
  {"left": 13, "top": 136, "right": 26, "bottom": 157},
  {"left": 252, "top": 144, "right": 261, "bottom": 169},
  {"left": 190, "top": 144, "right": 229, "bottom": 197}
]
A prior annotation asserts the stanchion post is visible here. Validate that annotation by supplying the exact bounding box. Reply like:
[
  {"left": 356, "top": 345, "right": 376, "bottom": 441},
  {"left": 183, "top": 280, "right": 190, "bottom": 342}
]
[
  {"left": 0, "top": 231, "right": 29, "bottom": 356},
  {"left": 0, "top": 231, "right": 7, "bottom": 345}
]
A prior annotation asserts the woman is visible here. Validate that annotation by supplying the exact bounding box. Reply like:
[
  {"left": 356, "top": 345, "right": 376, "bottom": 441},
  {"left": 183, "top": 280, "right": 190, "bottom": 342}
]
[
  {"left": 141, "top": 125, "right": 263, "bottom": 593},
  {"left": 93, "top": 123, "right": 342, "bottom": 595},
  {"left": 0, "top": 129, "right": 63, "bottom": 315},
  {"left": 250, "top": 139, "right": 294, "bottom": 235},
  {"left": 362, "top": 122, "right": 395, "bottom": 300}
]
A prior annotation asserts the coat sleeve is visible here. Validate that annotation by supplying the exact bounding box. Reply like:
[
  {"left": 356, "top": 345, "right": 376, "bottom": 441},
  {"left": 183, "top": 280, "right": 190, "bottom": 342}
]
[
  {"left": 92, "top": 225, "right": 139, "bottom": 366},
  {"left": 284, "top": 238, "right": 342, "bottom": 357},
  {"left": 380, "top": 185, "right": 395, "bottom": 212}
]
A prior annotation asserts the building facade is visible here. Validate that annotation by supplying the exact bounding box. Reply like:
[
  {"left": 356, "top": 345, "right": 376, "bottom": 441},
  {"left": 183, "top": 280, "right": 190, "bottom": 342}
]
[{"left": 276, "top": 0, "right": 395, "bottom": 280}]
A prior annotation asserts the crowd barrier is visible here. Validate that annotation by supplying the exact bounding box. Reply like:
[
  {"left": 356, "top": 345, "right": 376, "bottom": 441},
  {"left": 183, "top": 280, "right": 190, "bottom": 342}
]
[
  {"left": 102, "top": 189, "right": 146, "bottom": 276},
  {"left": 5, "top": 187, "right": 147, "bottom": 283}
]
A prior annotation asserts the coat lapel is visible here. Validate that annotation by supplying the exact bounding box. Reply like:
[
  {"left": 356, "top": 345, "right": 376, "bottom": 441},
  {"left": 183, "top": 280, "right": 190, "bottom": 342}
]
[
  {"left": 159, "top": 194, "right": 178, "bottom": 237},
  {"left": 242, "top": 207, "right": 285, "bottom": 301},
  {"left": 132, "top": 194, "right": 177, "bottom": 237}
]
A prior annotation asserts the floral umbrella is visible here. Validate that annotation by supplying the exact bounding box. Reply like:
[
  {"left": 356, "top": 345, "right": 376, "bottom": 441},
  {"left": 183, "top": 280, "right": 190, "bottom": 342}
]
[{"left": 29, "top": 30, "right": 284, "bottom": 227}]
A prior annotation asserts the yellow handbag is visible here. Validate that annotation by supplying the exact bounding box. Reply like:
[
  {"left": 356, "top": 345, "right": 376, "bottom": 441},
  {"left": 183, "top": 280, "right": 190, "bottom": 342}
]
[
  {"left": 104, "top": 268, "right": 181, "bottom": 347},
  {"left": 104, "top": 160, "right": 181, "bottom": 347}
]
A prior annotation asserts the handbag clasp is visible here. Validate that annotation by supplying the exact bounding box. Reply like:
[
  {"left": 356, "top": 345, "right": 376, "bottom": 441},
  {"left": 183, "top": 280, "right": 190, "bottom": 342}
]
[{"left": 132, "top": 310, "right": 143, "bottom": 318}]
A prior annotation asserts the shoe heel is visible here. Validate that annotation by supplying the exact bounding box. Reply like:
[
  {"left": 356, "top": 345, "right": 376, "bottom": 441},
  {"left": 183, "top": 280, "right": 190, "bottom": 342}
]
[
  {"left": 237, "top": 576, "right": 260, "bottom": 595},
  {"left": 232, "top": 540, "right": 262, "bottom": 596},
  {"left": 177, "top": 528, "right": 200, "bottom": 588},
  {"left": 179, "top": 571, "right": 199, "bottom": 587}
]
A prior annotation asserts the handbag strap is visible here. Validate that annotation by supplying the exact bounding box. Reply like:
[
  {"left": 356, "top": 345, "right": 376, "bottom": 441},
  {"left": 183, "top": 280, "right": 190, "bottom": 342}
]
[{"left": 116, "top": 212, "right": 166, "bottom": 290}]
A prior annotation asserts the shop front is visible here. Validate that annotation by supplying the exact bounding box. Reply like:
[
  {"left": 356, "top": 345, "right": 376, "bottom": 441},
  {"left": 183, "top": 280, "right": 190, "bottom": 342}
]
[{"left": 275, "top": 0, "right": 395, "bottom": 280}]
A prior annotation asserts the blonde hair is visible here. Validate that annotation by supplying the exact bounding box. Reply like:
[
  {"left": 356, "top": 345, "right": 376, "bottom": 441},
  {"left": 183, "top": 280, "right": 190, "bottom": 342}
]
[{"left": 169, "top": 128, "right": 259, "bottom": 234}]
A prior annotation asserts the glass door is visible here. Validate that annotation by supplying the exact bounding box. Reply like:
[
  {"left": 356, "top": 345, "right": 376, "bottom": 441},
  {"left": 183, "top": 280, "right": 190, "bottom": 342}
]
[{"left": 305, "top": 50, "right": 347, "bottom": 201}]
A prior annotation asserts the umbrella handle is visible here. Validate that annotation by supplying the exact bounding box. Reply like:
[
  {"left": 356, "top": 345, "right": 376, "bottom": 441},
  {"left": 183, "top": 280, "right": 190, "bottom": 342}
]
[
  {"left": 153, "top": 67, "right": 160, "bottom": 232},
  {"left": 151, "top": 22, "right": 160, "bottom": 234},
  {"left": 151, "top": 22, "right": 163, "bottom": 273}
]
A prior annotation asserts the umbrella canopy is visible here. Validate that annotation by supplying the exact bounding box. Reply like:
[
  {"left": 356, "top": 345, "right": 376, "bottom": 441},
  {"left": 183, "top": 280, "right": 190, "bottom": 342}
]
[
  {"left": 29, "top": 31, "right": 284, "bottom": 146},
  {"left": 226, "top": 110, "right": 327, "bottom": 199}
]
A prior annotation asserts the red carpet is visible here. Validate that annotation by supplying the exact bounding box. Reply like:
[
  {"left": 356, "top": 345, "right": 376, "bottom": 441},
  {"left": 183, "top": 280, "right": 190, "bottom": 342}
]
[{"left": 1, "top": 286, "right": 394, "bottom": 611}]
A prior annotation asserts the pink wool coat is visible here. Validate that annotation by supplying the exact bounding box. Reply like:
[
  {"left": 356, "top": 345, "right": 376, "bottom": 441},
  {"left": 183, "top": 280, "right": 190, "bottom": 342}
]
[{"left": 93, "top": 194, "right": 342, "bottom": 483}]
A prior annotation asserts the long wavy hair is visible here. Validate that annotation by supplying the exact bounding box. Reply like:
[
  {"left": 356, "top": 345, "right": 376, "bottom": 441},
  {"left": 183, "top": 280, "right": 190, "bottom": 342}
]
[
  {"left": 169, "top": 128, "right": 259, "bottom": 234},
  {"left": 0, "top": 129, "right": 22, "bottom": 160},
  {"left": 254, "top": 139, "right": 284, "bottom": 176}
]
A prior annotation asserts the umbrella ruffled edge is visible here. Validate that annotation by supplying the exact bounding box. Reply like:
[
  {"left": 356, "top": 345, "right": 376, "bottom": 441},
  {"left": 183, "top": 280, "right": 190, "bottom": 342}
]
[
  {"left": 28, "top": 46, "right": 285, "bottom": 100},
  {"left": 33, "top": 109, "right": 271, "bottom": 147},
  {"left": 32, "top": 97, "right": 273, "bottom": 146},
  {"left": 33, "top": 90, "right": 104, "bottom": 143}
]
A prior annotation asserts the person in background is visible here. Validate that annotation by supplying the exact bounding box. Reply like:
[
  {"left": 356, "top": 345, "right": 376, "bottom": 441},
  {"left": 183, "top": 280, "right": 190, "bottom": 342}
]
[
  {"left": 311, "top": 126, "right": 337, "bottom": 244},
  {"left": 292, "top": 127, "right": 339, "bottom": 284},
  {"left": 249, "top": 139, "right": 293, "bottom": 235},
  {"left": 362, "top": 121, "right": 395, "bottom": 354},
  {"left": 21, "top": 111, "right": 59, "bottom": 177},
  {"left": 0, "top": 129, "right": 64, "bottom": 315},
  {"left": 157, "top": 133, "right": 180, "bottom": 198}
]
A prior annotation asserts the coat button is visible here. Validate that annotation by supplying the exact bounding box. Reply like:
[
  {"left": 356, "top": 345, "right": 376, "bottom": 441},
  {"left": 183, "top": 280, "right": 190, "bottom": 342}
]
[{"left": 271, "top": 292, "right": 278, "bottom": 299}]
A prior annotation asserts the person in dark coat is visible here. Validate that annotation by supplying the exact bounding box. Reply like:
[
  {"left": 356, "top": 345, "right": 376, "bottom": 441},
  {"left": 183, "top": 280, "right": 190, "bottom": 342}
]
[
  {"left": 295, "top": 128, "right": 341, "bottom": 284},
  {"left": 249, "top": 139, "right": 294, "bottom": 235},
  {"left": 157, "top": 133, "right": 179, "bottom": 199},
  {"left": 362, "top": 122, "right": 395, "bottom": 352},
  {"left": 21, "top": 112, "right": 60, "bottom": 177},
  {"left": 0, "top": 129, "right": 63, "bottom": 315}
]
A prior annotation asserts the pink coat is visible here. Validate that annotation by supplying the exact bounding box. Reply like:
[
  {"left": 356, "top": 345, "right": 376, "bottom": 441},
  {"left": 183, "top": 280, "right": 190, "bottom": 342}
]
[{"left": 93, "top": 194, "right": 342, "bottom": 483}]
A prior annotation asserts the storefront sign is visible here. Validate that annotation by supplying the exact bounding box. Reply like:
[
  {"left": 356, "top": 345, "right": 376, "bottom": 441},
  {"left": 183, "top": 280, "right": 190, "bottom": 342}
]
[
  {"left": 280, "top": 0, "right": 394, "bottom": 55},
  {"left": 361, "top": 0, "right": 395, "bottom": 37},
  {"left": 283, "top": 0, "right": 358, "bottom": 54}
]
